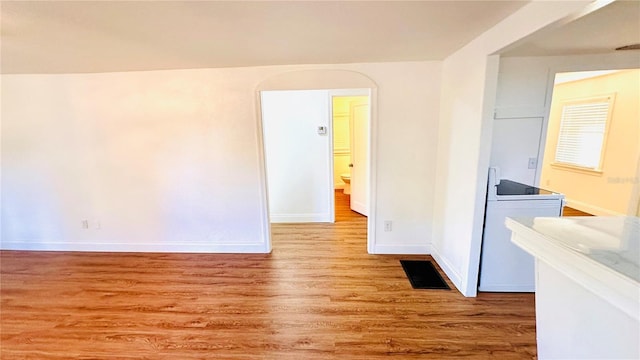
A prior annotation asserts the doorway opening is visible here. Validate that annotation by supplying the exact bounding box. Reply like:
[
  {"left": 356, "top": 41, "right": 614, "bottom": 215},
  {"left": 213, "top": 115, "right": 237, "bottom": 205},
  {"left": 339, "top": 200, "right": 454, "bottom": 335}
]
[
  {"left": 539, "top": 69, "right": 639, "bottom": 217},
  {"left": 259, "top": 88, "right": 373, "bottom": 250},
  {"left": 331, "top": 91, "right": 370, "bottom": 221}
]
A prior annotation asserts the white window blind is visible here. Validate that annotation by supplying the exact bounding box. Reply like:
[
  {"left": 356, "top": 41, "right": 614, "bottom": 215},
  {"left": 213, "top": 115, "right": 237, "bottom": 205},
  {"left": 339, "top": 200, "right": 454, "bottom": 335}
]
[{"left": 554, "top": 96, "right": 614, "bottom": 170}]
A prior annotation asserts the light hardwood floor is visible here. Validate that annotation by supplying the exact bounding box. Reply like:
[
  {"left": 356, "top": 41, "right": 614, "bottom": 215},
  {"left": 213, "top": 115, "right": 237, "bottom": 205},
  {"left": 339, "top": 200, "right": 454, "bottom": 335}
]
[
  {"left": 562, "top": 206, "right": 593, "bottom": 216},
  {"left": 1, "top": 191, "right": 537, "bottom": 359}
]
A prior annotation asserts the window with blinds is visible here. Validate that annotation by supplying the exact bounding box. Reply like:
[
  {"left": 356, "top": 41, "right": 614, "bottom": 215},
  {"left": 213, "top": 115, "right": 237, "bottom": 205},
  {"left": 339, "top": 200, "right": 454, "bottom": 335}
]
[{"left": 554, "top": 94, "right": 615, "bottom": 171}]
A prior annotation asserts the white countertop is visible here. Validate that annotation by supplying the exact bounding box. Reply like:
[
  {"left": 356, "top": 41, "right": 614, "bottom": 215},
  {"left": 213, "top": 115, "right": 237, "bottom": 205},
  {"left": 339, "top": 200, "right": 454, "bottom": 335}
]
[{"left": 505, "top": 216, "right": 640, "bottom": 320}]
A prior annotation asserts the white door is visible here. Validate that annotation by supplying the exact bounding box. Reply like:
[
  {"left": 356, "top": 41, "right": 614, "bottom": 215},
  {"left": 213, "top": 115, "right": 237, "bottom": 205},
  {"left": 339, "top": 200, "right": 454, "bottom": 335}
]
[
  {"left": 350, "top": 100, "right": 369, "bottom": 216},
  {"left": 261, "top": 90, "right": 333, "bottom": 223}
]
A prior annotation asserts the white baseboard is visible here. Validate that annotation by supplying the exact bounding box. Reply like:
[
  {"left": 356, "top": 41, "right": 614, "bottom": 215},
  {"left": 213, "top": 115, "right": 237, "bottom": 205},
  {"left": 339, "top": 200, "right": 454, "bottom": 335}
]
[
  {"left": 270, "top": 213, "right": 332, "bottom": 223},
  {"left": 370, "top": 243, "right": 430, "bottom": 255},
  {"left": 565, "top": 198, "right": 625, "bottom": 216},
  {"left": 1, "top": 241, "right": 270, "bottom": 253},
  {"left": 478, "top": 283, "right": 534, "bottom": 292},
  {"left": 430, "top": 244, "right": 464, "bottom": 294}
]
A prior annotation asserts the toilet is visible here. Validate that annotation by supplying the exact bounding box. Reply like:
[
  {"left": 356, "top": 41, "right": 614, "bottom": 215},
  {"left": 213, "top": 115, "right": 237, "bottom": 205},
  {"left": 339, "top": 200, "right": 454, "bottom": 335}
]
[{"left": 340, "top": 173, "right": 351, "bottom": 195}]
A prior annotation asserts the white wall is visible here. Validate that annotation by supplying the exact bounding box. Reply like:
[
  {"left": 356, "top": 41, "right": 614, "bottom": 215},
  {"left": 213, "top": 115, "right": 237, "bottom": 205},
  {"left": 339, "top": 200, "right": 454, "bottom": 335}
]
[
  {"left": 432, "top": 0, "right": 594, "bottom": 296},
  {"left": 359, "top": 63, "right": 441, "bottom": 254},
  {"left": 489, "top": 117, "right": 543, "bottom": 185},
  {"left": 1, "top": 61, "right": 441, "bottom": 254},
  {"left": 2, "top": 70, "right": 269, "bottom": 252},
  {"left": 261, "top": 90, "right": 333, "bottom": 223}
]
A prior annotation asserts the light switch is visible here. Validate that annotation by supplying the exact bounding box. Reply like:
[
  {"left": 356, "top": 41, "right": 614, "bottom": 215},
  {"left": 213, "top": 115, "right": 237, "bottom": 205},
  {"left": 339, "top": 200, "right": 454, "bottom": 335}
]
[{"left": 317, "top": 126, "right": 327, "bottom": 135}]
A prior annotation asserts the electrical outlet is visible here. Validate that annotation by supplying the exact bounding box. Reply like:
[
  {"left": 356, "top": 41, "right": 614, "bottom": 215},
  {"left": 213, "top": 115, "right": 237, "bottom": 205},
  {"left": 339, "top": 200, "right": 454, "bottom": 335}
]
[
  {"left": 81, "top": 220, "right": 89, "bottom": 229},
  {"left": 528, "top": 157, "right": 538, "bottom": 169},
  {"left": 384, "top": 220, "right": 392, "bottom": 232},
  {"left": 95, "top": 220, "right": 101, "bottom": 230}
]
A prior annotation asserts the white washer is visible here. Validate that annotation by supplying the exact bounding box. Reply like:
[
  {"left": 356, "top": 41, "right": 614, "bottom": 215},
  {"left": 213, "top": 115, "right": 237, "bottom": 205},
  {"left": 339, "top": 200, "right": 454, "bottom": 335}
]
[{"left": 478, "top": 167, "right": 565, "bottom": 292}]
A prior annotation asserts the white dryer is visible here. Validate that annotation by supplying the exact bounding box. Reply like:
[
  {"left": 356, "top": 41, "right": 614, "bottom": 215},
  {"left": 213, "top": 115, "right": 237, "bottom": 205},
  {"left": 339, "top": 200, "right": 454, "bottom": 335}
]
[{"left": 479, "top": 167, "right": 565, "bottom": 292}]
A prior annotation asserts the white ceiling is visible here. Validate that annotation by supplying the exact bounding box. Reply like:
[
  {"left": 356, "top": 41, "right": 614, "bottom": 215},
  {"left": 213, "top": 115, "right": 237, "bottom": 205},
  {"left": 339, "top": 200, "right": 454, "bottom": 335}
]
[
  {"left": 503, "top": 1, "right": 640, "bottom": 57},
  {"left": 1, "top": 1, "right": 528, "bottom": 74}
]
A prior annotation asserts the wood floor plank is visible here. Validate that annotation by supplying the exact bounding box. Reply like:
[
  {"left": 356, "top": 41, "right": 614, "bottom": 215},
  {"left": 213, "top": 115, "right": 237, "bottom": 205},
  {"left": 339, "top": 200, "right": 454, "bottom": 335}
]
[
  {"left": 563, "top": 206, "right": 593, "bottom": 216},
  {"left": 1, "top": 191, "right": 536, "bottom": 359}
]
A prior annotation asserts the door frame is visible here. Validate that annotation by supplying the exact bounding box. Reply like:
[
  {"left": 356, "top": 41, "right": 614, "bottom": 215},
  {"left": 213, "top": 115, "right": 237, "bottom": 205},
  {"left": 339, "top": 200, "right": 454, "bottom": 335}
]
[
  {"left": 256, "top": 87, "right": 377, "bottom": 253},
  {"left": 329, "top": 89, "right": 371, "bottom": 219},
  {"left": 535, "top": 64, "right": 640, "bottom": 187},
  {"left": 535, "top": 65, "right": 640, "bottom": 217}
]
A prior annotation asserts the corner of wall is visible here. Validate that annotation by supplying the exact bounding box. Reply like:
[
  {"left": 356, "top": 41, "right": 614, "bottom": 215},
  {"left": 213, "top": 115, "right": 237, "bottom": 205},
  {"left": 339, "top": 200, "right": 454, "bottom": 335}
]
[{"left": 429, "top": 243, "right": 464, "bottom": 294}]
